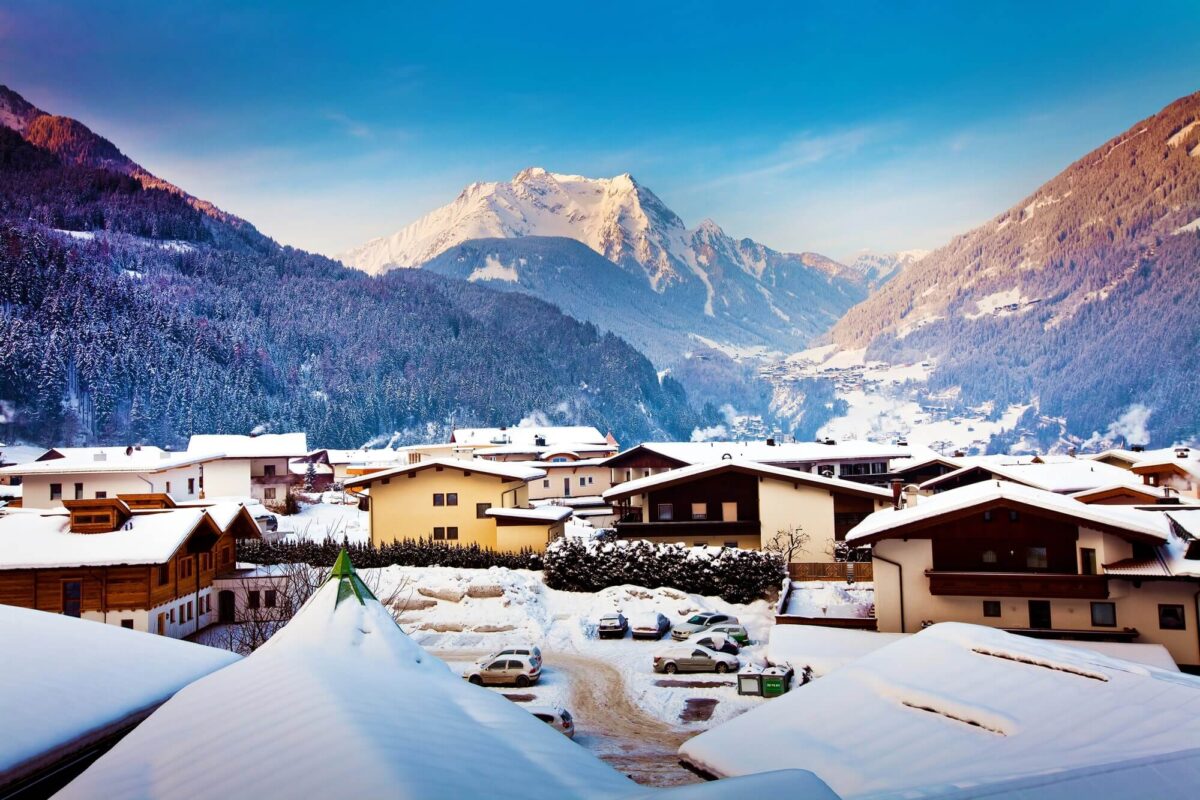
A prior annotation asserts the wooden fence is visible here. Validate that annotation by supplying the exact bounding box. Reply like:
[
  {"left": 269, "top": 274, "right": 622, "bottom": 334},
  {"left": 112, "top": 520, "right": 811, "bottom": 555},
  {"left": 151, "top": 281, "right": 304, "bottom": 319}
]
[{"left": 788, "top": 562, "right": 873, "bottom": 582}]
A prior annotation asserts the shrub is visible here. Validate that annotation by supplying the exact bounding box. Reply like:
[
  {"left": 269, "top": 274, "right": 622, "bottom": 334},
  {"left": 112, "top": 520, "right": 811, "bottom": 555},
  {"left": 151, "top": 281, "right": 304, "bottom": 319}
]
[{"left": 238, "top": 537, "right": 543, "bottom": 571}]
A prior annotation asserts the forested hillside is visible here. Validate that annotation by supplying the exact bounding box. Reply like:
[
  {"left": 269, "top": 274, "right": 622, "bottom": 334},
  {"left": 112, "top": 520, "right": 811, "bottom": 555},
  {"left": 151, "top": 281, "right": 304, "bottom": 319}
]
[
  {"left": 830, "top": 91, "right": 1200, "bottom": 444},
  {"left": 0, "top": 91, "right": 703, "bottom": 448}
]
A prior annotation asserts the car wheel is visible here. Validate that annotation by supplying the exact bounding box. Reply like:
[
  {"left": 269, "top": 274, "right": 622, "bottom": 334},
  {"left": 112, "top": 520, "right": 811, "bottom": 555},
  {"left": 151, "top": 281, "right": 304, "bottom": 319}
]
[
  {"left": 715, "top": 662, "right": 728, "bottom": 674},
  {"left": 468, "top": 675, "right": 483, "bottom": 685},
  {"left": 515, "top": 675, "right": 531, "bottom": 687},
  {"left": 664, "top": 663, "right": 678, "bottom": 674}
]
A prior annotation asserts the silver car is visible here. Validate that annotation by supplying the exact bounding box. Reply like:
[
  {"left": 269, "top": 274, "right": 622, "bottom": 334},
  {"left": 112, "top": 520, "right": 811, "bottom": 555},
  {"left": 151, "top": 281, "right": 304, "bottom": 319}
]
[
  {"left": 671, "top": 611, "right": 739, "bottom": 641},
  {"left": 653, "top": 644, "right": 739, "bottom": 674},
  {"left": 528, "top": 705, "right": 575, "bottom": 738}
]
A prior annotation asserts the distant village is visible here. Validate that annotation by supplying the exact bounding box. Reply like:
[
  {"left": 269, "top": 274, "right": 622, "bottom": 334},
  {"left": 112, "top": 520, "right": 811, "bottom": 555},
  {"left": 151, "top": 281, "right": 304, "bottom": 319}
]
[{"left": 2, "top": 424, "right": 1199, "bottom": 798}]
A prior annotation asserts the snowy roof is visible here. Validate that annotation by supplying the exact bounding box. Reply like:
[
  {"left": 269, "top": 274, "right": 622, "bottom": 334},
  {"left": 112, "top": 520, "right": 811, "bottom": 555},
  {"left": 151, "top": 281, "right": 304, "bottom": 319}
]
[
  {"left": 1131, "top": 456, "right": 1200, "bottom": 481},
  {"left": 186, "top": 432, "right": 309, "bottom": 458},
  {"left": 1088, "top": 446, "right": 1198, "bottom": 466},
  {"left": 0, "top": 604, "right": 238, "bottom": 786},
  {"left": 0, "top": 443, "right": 46, "bottom": 466},
  {"left": 521, "top": 457, "right": 610, "bottom": 468},
  {"left": 679, "top": 622, "right": 1200, "bottom": 799},
  {"left": 0, "top": 507, "right": 216, "bottom": 568},
  {"left": 451, "top": 426, "right": 609, "bottom": 448},
  {"left": 0, "top": 447, "right": 220, "bottom": 476},
  {"left": 1102, "top": 527, "right": 1200, "bottom": 580},
  {"left": 921, "top": 458, "right": 1138, "bottom": 494},
  {"left": 1166, "top": 508, "right": 1200, "bottom": 538},
  {"left": 486, "top": 506, "right": 573, "bottom": 522},
  {"left": 846, "top": 481, "right": 1170, "bottom": 544},
  {"left": 57, "top": 553, "right": 642, "bottom": 800},
  {"left": 603, "top": 459, "right": 892, "bottom": 501},
  {"left": 1070, "top": 482, "right": 1167, "bottom": 503},
  {"left": 608, "top": 440, "right": 911, "bottom": 467},
  {"left": 343, "top": 457, "right": 545, "bottom": 488}
]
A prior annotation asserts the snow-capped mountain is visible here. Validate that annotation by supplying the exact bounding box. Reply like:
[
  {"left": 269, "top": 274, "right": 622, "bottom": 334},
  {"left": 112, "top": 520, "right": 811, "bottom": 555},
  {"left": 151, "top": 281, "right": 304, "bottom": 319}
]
[
  {"left": 340, "top": 168, "right": 866, "bottom": 357},
  {"left": 848, "top": 249, "right": 929, "bottom": 288}
]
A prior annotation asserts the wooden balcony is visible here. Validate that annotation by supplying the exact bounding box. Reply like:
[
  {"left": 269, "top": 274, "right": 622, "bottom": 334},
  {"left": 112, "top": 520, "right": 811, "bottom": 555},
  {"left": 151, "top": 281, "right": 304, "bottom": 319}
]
[
  {"left": 613, "top": 520, "right": 760, "bottom": 538},
  {"left": 925, "top": 571, "right": 1109, "bottom": 599}
]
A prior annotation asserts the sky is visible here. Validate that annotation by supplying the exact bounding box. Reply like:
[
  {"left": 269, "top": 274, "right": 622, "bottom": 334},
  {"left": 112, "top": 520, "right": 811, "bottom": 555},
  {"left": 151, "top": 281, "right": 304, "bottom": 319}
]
[{"left": 2, "top": 1, "right": 1199, "bottom": 263}]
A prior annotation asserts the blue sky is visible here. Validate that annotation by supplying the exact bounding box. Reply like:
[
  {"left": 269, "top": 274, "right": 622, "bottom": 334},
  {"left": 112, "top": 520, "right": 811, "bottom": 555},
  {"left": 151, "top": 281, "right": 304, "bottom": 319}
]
[{"left": 2, "top": 1, "right": 1199, "bottom": 261}]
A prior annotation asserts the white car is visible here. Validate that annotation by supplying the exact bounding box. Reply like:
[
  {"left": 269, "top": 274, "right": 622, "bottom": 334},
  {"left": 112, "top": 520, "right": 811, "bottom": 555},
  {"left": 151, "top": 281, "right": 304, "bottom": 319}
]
[
  {"left": 670, "top": 611, "right": 739, "bottom": 641},
  {"left": 476, "top": 645, "right": 542, "bottom": 670},
  {"left": 630, "top": 611, "right": 672, "bottom": 640},
  {"left": 684, "top": 632, "right": 739, "bottom": 655},
  {"left": 527, "top": 705, "right": 575, "bottom": 738},
  {"left": 653, "top": 644, "right": 739, "bottom": 674}
]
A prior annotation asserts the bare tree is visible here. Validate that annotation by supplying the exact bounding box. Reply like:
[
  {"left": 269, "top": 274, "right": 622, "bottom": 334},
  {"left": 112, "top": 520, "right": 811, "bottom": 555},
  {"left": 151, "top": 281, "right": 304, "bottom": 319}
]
[{"left": 764, "top": 524, "right": 811, "bottom": 564}]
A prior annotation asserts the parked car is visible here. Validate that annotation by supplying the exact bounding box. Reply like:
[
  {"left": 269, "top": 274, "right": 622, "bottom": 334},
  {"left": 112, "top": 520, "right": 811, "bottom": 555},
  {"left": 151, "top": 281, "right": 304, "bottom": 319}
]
[
  {"left": 597, "top": 612, "right": 628, "bottom": 639},
  {"left": 671, "top": 611, "right": 740, "bottom": 641},
  {"left": 527, "top": 705, "right": 575, "bottom": 738},
  {"left": 706, "top": 622, "right": 751, "bottom": 646},
  {"left": 687, "top": 633, "right": 739, "bottom": 655},
  {"left": 463, "top": 654, "right": 542, "bottom": 687},
  {"left": 653, "top": 644, "right": 739, "bottom": 674},
  {"left": 630, "top": 612, "right": 672, "bottom": 640},
  {"left": 476, "top": 645, "right": 542, "bottom": 670}
]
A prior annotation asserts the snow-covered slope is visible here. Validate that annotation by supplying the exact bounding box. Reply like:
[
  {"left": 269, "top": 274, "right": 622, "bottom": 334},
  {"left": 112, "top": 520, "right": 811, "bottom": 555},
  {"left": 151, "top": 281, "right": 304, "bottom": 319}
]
[
  {"left": 343, "top": 168, "right": 867, "bottom": 357},
  {"left": 848, "top": 249, "right": 929, "bottom": 288}
]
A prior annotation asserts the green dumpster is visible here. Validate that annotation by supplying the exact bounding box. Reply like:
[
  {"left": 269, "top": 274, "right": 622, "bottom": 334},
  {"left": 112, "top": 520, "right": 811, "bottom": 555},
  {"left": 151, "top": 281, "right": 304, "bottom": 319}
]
[{"left": 761, "top": 666, "right": 794, "bottom": 698}]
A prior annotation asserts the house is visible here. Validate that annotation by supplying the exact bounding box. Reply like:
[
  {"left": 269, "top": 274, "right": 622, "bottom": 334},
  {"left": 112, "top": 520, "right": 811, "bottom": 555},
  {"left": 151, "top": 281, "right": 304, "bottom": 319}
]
[
  {"left": 524, "top": 456, "right": 613, "bottom": 501},
  {"left": 603, "top": 439, "right": 911, "bottom": 489},
  {"left": 0, "top": 604, "right": 237, "bottom": 797},
  {"left": 450, "top": 425, "right": 618, "bottom": 463},
  {"left": 602, "top": 459, "right": 893, "bottom": 559},
  {"left": 0, "top": 446, "right": 220, "bottom": 510},
  {"left": 0, "top": 495, "right": 260, "bottom": 638},
  {"left": 186, "top": 432, "right": 308, "bottom": 508},
  {"left": 344, "top": 458, "right": 569, "bottom": 553},
  {"left": 1131, "top": 446, "right": 1200, "bottom": 499},
  {"left": 316, "top": 443, "right": 473, "bottom": 483},
  {"left": 847, "top": 481, "right": 1200, "bottom": 667},
  {"left": 58, "top": 551, "right": 828, "bottom": 799},
  {"left": 919, "top": 454, "right": 1141, "bottom": 495},
  {"left": 679, "top": 622, "right": 1200, "bottom": 799}
]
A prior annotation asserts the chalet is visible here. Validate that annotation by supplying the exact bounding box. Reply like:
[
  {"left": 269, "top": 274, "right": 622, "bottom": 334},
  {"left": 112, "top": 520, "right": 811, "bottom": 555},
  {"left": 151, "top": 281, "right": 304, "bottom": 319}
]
[
  {"left": 0, "top": 495, "right": 260, "bottom": 638},
  {"left": 186, "top": 432, "right": 308, "bottom": 509},
  {"left": 1131, "top": 447, "right": 1200, "bottom": 500},
  {"left": 344, "top": 458, "right": 569, "bottom": 553},
  {"left": 602, "top": 439, "right": 911, "bottom": 490},
  {"left": 452, "top": 425, "right": 618, "bottom": 462},
  {"left": 0, "top": 446, "right": 220, "bottom": 510},
  {"left": 602, "top": 459, "right": 893, "bottom": 560},
  {"left": 848, "top": 481, "right": 1200, "bottom": 668},
  {"left": 920, "top": 455, "right": 1141, "bottom": 495},
  {"left": 524, "top": 456, "right": 613, "bottom": 501}
]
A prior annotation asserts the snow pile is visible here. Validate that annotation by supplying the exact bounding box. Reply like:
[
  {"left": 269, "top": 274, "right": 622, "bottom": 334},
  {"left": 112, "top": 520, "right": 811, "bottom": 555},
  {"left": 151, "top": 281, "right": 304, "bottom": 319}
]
[
  {"left": 680, "top": 622, "right": 1200, "bottom": 798},
  {"left": 0, "top": 605, "right": 237, "bottom": 783},
  {"left": 782, "top": 582, "right": 875, "bottom": 618},
  {"left": 767, "top": 626, "right": 904, "bottom": 677}
]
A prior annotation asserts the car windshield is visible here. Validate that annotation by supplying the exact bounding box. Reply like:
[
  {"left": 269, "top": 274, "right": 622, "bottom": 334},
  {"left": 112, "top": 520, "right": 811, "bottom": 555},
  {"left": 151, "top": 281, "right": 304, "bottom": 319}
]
[{"left": 686, "top": 614, "right": 708, "bottom": 624}]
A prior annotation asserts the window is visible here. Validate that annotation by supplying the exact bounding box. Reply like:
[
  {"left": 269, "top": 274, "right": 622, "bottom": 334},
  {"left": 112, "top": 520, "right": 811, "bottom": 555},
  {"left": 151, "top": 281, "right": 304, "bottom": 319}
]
[
  {"left": 264, "top": 487, "right": 276, "bottom": 500},
  {"left": 180, "top": 558, "right": 193, "bottom": 580},
  {"left": 166, "top": 481, "right": 172, "bottom": 494},
  {"left": 447, "top": 526, "right": 459, "bottom": 541},
  {"left": 263, "top": 464, "right": 276, "bottom": 477},
  {"left": 1159, "top": 604, "right": 1186, "bottom": 630},
  {"left": 1026, "top": 547, "right": 1048, "bottom": 570},
  {"left": 543, "top": 479, "right": 550, "bottom": 488},
  {"left": 476, "top": 502, "right": 490, "bottom": 519},
  {"left": 121, "top": 619, "right": 134, "bottom": 629},
  {"left": 983, "top": 600, "right": 1002, "bottom": 617},
  {"left": 74, "top": 482, "right": 84, "bottom": 500},
  {"left": 170, "top": 608, "right": 175, "bottom": 623},
  {"left": 446, "top": 493, "right": 458, "bottom": 506},
  {"left": 579, "top": 477, "right": 586, "bottom": 487},
  {"left": 982, "top": 510, "right": 993, "bottom": 522},
  {"left": 433, "top": 526, "right": 446, "bottom": 540},
  {"left": 95, "top": 491, "right": 107, "bottom": 499},
  {"left": 50, "top": 483, "right": 62, "bottom": 500},
  {"left": 691, "top": 503, "right": 707, "bottom": 520},
  {"left": 1080, "top": 548, "right": 1097, "bottom": 576},
  {"left": 158, "top": 564, "right": 170, "bottom": 585},
  {"left": 187, "top": 601, "right": 193, "bottom": 621},
  {"left": 265, "top": 589, "right": 277, "bottom": 608},
  {"left": 981, "top": 549, "right": 998, "bottom": 564},
  {"left": 221, "top": 545, "right": 232, "bottom": 565},
  {"left": 188, "top": 478, "right": 195, "bottom": 494},
  {"left": 1009, "top": 510, "right": 1019, "bottom": 522},
  {"left": 657, "top": 503, "right": 674, "bottom": 521},
  {"left": 62, "top": 581, "right": 82, "bottom": 618},
  {"left": 206, "top": 595, "right": 212, "bottom": 613},
  {"left": 433, "top": 493, "right": 445, "bottom": 506},
  {"left": 248, "top": 590, "right": 261, "bottom": 609},
  {"left": 1091, "top": 602, "right": 1117, "bottom": 627}
]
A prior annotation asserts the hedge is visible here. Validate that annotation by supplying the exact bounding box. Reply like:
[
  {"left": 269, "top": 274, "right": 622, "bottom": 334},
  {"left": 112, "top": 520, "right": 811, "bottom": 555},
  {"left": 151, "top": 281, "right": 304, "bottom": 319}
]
[{"left": 238, "top": 538, "right": 543, "bottom": 571}]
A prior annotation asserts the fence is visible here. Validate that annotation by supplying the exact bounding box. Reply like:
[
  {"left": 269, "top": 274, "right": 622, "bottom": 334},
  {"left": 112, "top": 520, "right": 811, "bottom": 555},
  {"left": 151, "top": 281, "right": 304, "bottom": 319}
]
[{"left": 788, "top": 561, "right": 873, "bottom": 582}]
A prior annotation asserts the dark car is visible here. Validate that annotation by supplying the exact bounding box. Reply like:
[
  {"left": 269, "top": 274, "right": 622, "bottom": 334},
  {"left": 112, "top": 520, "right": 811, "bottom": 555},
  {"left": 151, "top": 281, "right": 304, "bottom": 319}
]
[{"left": 598, "top": 612, "right": 628, "bottom": 639}]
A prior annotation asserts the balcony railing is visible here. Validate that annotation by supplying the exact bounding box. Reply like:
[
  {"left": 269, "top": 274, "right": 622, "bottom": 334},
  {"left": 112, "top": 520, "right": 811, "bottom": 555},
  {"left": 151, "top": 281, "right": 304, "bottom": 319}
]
[
  {"left": 925, "top": 571, "right": 1109, "bottom": 599},
  {"left": 613, "top": 520, "right": 761, "bottom": 537}
]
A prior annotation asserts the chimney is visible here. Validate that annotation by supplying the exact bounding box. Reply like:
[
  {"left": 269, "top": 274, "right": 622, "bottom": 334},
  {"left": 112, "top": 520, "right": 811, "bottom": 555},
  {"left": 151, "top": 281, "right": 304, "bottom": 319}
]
[
  {"left": 890, "top": 478, "right": 904, "bottom": 510},
  {"left": 1177, "top": 447, "right": 1190, "bottom": 459},
  {"left": 125, "top": 445, "right": 134, "bottom": 457},
  {"left": 1131, "top": 444, "right": 1145, "bottom": 452},
  {"left": 904, "top": 484, "right": 919, "bottom": 506},
  {"left": 1067, "top": 446, "right": 1077, "bottom": 457},
  {"left": 953, "top": 450, "right": 965, "bottom": 458}
]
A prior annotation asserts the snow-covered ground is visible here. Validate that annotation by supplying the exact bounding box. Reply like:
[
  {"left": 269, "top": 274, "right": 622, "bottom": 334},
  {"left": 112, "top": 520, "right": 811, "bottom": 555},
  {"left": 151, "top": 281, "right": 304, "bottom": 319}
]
[
  {"left": 282, "top": 497, "right": 369, "bottom": 543},
  {"left": 782, "top": 582, "right": 874, "bottom": 618}
]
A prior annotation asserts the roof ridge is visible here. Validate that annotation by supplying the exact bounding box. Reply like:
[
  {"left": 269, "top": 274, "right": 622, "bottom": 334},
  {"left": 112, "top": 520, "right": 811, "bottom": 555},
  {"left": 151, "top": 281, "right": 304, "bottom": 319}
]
[{"left": 328, "top": 549, "right": 377, "bottom": 606}]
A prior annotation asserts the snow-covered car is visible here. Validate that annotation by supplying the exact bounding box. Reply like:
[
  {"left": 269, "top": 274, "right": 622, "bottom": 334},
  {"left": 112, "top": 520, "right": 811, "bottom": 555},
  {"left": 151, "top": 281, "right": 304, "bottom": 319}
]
[
  {"left": 477, "top": 645, "right": 542, "bottom": 670},
  {"left": 527, "top": 705, "right": 575, "bottom": 738},
  {"left": 686, "top": 632, "right": 739, "bottom": 655},
  {"left": 653, "top": 644, "right": 738, "bottom": 674},
  {"left": 706, "top": 622, "right": 751, "bottom": 646},
  {"left": 670, "top": 611, "right": 739, "bottom": 641},
  {"left": 630, "top": 612, "right": 672, "bottom": 640},
  {"left": 597, "top": 612, "right": 628, "bottom": 639},
  {"left": 464, "top": 653, "right": 542, "bottom": 687}
]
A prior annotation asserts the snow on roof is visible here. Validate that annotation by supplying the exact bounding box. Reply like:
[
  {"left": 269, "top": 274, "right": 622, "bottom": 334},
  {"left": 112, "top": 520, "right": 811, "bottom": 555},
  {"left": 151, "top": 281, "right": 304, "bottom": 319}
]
[
  {"left": 58, "top": 553, "right": 640, "bottom": 800},
  {"left": 0, "top": 507, "right": 212, "bottom": 568},
  {"left": 486, "top": 506, "right": 573, "bottom": 522},
  {"left": 521, "top": 457, "right": 610, "bottom": 468},
  {"left": 0, "top": 447, "right": 220, "bottom": 476},
  {"left": 186, "top": 432, "right": 308, "bottom": 458},
  {"left": 0, "top": 604, "right": 238, "bottom": 784},
  {"left": 1132, "top": 456, "right": 1200, "bottom": 480},
  {"left": 847, "top": 480, "right": 1170, "bottom": 543},
  {"left": 1166, "top": 508, "right": 1200, "bottom": 538},
  {"left": 603, "top": 459, "right": 892, "bottom": 501},
  {"left": 611, "top": 440, "right": 910, "bottom": 467},
  {"left": 0, "top": 443, "right": 46, "bottom": 466},
  {"left": 922, "top": 458, "right": 1138, "bottom": 494},
  {"left": 452, "top": 426, "right": 609, "bottom": 448},
  {"left": 679, "top": 622, "right": 1200, "bottom": 799},
  {"left": 343, "top": 457, "right": 545, "bottom": 488},
  {"left": 1070, "top": 482, "right": 1166, "bottom": 502}
]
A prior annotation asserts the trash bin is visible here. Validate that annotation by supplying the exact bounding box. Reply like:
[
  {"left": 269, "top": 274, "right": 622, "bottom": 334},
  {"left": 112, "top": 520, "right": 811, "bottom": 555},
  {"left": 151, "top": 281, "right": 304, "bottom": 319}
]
[
  {"left": 761, "top": 665, "right": 794, "bottom": 698},
  {"left": 737, "top": 670, "right": 763, "bottom": 696}
]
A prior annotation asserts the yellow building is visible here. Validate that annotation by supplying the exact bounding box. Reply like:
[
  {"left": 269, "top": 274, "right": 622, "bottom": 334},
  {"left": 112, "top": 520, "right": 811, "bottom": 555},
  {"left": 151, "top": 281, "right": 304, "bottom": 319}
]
[{"left": 344, "top": 459, "right": 569, "bottom": 553}]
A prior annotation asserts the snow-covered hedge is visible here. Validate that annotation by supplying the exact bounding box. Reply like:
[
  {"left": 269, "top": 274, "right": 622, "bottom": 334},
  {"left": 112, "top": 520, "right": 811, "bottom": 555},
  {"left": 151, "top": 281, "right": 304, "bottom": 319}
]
[
  {"left": 543, "top": 538, "right": 784, "bottom": 605},
  {"left": 239, "top": 538, "right": 543, "bottom": 571}
]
